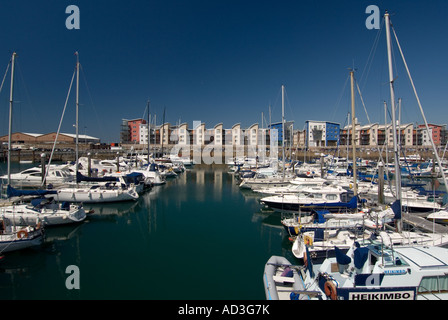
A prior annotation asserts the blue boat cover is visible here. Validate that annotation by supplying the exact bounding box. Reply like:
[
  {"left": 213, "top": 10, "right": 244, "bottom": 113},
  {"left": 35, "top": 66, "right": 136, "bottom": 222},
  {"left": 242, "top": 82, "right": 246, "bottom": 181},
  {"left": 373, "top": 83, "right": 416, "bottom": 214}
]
[
  {"left": 334, "top": 246, "right": 351, "bottom": 265},
  {"left": 76, "top": 171, "right": 118, "bottom": 183},
  {"left": 305, "top": 246, "right": 315, "bottom": 278},
  {"left": 314, "top": 210, "right": 330, "bottom": 224},
  {"left": 314, "top": 228, "right": 325, "bottom": 241},
  {"left": 390, "top": 200, "right": 401, "bottom": 220},
  {"left": 354, "top": 246, "right": 369, "bottom": 269},
  {"left": 7, "top": 185, "right": 57, "bottom": 198}
]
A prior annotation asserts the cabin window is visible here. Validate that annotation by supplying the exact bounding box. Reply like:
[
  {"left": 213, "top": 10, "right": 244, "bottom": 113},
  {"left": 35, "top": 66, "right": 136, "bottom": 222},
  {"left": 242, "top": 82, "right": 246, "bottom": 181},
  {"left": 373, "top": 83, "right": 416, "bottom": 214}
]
[
  {"left": 326, "top": 194, "right": 338, "bottom": 200},
  {"left": 418, "top": 275, "right": 448, "bottom": 294}
]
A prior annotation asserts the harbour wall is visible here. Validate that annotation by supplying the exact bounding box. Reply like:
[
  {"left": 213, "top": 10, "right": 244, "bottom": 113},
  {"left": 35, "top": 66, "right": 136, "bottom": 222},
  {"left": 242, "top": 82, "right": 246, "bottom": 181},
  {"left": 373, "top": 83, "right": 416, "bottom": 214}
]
[{"left": 1, "top": 143, "right": 439, "bottom": 164}]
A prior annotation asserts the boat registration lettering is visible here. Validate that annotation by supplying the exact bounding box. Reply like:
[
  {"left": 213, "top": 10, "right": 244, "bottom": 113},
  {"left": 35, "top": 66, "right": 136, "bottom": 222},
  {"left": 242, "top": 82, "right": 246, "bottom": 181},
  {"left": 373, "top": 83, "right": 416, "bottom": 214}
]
[
  {"left": 349, "top": 291, "right": 414, "bottom": 300},
  {"left": 384, "top": 269, "right": 407, "bottom": 275}
]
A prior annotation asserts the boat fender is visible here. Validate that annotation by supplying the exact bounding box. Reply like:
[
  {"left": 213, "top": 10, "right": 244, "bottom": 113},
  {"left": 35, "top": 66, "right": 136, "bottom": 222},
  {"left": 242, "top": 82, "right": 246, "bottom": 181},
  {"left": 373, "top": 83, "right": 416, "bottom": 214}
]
[
  {"left": 303, "top": 235, "right": 313, "bottom": 246},
  {"left": 17, "top": 229, "right": 28, "bottom": 239},
  {"left": 324, "top": 280, "right": 338, "bottom": 300},
  {"left": 290, "top": 292, "right": 300, "bottom": 300}
]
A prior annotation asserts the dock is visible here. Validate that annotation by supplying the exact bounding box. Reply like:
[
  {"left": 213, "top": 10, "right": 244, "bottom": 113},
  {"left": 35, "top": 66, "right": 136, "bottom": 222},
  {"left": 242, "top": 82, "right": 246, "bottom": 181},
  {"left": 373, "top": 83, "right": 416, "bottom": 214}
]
[{"left": 402, "top": 211, "right": 448, "bottom": 234}]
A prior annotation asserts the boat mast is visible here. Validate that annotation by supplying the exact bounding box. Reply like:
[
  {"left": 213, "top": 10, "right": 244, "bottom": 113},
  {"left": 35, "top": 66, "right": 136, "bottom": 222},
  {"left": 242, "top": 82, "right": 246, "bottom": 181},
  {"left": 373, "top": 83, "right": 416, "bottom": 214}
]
[
  {"left": 147, "top": 99, "right": 150, "bottom": 164},
  {"left": 390, "top": 17, "right": 448, "bottom": 191},
  {"left": 385, "top": 12, "right": 402, "bottom": 231},
  {"left": 282, "top": 84, "right": 285, "bottom": 180},
  {"left": 350, "top": 70, "right": 357, "bottom": 196},
  {"left": 7, "top": 52, "right": 16, "bottom": 185},
  {"left": 161, "top": 106, "right": 166, "bottom": 158},
  {"left": 75, "top": 52, "right": 80, "bottom": 174}
]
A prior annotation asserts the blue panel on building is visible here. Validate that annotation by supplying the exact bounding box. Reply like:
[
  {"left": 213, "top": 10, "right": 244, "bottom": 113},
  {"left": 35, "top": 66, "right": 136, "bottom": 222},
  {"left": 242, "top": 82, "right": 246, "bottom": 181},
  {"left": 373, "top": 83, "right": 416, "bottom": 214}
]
[{"left": 326, "top": 123, "right": 340, "bottom": 141}]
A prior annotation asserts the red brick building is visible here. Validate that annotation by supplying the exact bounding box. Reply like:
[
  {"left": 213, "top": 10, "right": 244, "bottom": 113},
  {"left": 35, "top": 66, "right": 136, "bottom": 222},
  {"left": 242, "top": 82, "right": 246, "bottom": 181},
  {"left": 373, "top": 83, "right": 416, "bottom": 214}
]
[
  {"left": 417, "top": 124, "right": 446, "bottom": 146},
  {"left": 126, "top": 118, "right": 147, "bottom": 143}
]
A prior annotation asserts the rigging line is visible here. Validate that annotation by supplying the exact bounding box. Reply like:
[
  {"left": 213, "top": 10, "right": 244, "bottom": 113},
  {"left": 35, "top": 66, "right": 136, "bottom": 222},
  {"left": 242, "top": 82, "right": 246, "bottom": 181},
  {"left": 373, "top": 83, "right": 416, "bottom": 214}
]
[
  {"left": 0, "top": 62, "right": 11, "bottom": 138},
  {"left": 16, "top": 60, "right": 40, "bottom": 126},
  {"left": 359, "top": 17, "right": 385, "bottom": 90},
  {"left": 284, "top": 88, "right": 295, "bottom": 123},
  {"left": 42, "top": 67, "right": 76, "bottom": 187},
  {"left": 269, "top": 86, "right": 282, "bottom": 123},
  {"left": 330, "top": 74, "right": 350, "bottom": 122},
  {"left": 0, "top": 62, "right": 10, "bottom": 96},
  {"left": 79, "top": 63, "right": 103, "bottom": 141},
  {"left": 391, "top": 25, "right": 448, "bottom": 192},
  {"left": 355, "top": 80, "right": 371, "bottom": 124}
]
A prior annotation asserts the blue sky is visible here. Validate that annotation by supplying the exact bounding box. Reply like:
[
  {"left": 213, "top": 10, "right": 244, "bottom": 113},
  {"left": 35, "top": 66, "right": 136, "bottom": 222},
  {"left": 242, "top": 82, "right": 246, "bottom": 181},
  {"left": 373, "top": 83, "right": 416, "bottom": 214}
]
[{"left": 0, "top": 0, "right": 447, "bottom": 143}]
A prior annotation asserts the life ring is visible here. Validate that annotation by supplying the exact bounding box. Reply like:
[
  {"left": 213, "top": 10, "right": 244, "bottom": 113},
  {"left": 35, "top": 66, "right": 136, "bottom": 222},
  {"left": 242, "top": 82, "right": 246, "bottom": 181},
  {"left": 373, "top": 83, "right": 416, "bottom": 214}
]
[
  {"left": 17, "top": 229, "right": 28, "bottom": 239},
  {"left": 324, "top": 280, "right": 338, "bottom": 300},
  {"left": 303, "top": 235, "right": 313, "bottom": 246}
]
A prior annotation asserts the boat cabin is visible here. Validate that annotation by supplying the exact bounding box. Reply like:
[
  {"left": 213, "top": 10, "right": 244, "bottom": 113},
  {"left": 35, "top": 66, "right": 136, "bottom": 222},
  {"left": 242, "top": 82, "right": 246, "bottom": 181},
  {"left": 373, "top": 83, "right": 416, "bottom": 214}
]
[{"left": 312, "top": 240, "right": 448, "bottom": 300}]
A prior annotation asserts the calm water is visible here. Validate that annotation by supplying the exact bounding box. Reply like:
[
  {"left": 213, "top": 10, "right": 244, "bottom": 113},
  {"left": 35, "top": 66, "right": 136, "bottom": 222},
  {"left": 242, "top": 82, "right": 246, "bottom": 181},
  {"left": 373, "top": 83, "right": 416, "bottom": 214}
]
[{"left": 0, "top": 163, "right": 292, "bottom": 300}]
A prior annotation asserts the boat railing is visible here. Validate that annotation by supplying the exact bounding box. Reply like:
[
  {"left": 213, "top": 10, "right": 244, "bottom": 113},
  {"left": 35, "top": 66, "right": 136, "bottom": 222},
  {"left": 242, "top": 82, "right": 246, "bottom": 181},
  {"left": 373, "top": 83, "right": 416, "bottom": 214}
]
[{"left": 276, "top": 289, "right": 322, "bottom": 298}]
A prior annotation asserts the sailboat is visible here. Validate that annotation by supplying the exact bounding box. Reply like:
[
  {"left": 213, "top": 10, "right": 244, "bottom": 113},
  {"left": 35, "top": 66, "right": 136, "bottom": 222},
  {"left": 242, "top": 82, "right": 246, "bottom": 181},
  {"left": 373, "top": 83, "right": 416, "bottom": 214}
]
[
  {"left": 0, "top": 185, "right": 86, "bottom": 226},
  {"left": 293, "top": 10, "right": 448, "bottom": 261},
  {"left": 52, "top": 53, "right": 139, "bottom": 203},
  {"left": 284, "top": 237, "right": 448, "bottom": 300},
  {"left": 240, "top": 85, "right": 295, "bottom": 190},
  {"left": 0, "top": 53, "right": 87, "bottom": 227},
  {"left": 291, "top": 199, "right": 448, "bottom": 262},
  {"left": 264, "top": 11, "right": 448, "bottom": 300},
  {"left": 0, "top": 52, "right": 44, "bottom": 251},
  {"left": 0, "top": 218, "right": 44, "bottom": 253}
]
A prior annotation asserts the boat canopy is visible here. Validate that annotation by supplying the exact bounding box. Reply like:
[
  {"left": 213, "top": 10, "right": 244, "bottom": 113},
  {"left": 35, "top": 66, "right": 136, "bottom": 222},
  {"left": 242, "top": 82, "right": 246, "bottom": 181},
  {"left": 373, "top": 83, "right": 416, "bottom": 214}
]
[
  {"left": 76, "top": 171, "right": 118, "bottom": 183},
  {"left": 7, "top": 185, "right": 57, "bottom": 198},
  {"left": 353, "top": 243, "right": 369, "bottom": 269},
  {"left": 314, "top": 210, "right": 331, "bottom": 224},
  {"left": 335, "top": 246, "right": 351, "bottom": 265}
]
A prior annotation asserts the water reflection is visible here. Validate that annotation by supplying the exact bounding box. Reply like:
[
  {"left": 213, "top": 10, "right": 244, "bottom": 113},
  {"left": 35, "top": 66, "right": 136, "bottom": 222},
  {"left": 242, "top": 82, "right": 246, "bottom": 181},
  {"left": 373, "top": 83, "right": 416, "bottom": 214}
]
[{"left": 0, "top": 164, "right": 294, "bottom": 299}]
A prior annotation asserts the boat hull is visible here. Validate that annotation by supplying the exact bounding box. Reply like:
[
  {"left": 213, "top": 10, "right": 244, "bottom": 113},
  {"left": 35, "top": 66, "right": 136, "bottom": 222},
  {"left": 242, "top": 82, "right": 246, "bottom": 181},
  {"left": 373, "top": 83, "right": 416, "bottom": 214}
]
[
  {"left": 0, "top": 228, "right": 44, "bottom": 253},
  {"left": 1, "top": 207, "right": 86, "bottom": 226},
  {"left": 54, "top": 188, "right": 139, "bottom": 203},
  {"left": 263, "top": 255, "right": 305, "bottom": 300}
]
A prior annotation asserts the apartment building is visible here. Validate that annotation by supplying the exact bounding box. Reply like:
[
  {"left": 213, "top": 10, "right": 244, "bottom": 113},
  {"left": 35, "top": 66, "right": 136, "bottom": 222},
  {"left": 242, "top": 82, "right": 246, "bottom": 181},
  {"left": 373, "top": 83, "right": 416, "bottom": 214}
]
[
  {"left": 417, "top": 124, "right": 447, "bottom": 147},
  {"left": 306, "top": 120, "right": 340, "bottom": 147},
  {"left": 123, "top": 118, "right": 447, "bottom": 150}
]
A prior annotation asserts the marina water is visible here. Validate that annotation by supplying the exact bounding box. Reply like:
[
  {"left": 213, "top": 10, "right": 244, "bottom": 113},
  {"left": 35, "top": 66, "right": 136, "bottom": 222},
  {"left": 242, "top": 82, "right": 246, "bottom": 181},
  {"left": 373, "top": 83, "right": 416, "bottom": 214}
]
[{"left": 0, "top": 163, "right": 292, "bottom": 300}]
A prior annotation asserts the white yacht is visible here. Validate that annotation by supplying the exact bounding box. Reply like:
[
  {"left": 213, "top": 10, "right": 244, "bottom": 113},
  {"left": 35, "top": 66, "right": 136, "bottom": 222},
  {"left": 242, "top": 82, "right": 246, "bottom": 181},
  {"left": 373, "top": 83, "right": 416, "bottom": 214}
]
[
  {"left": 0, "top": 165, "right": 75, "bottom": 188},
  {"left": 0, "top": 218, "right": 44, "bottom": 253},
  {"left": 275, "top": 240, "right": 448, "bottom": 300},
  {"left": 260, "top": 186, "right": 357, "bottom": 213}
]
